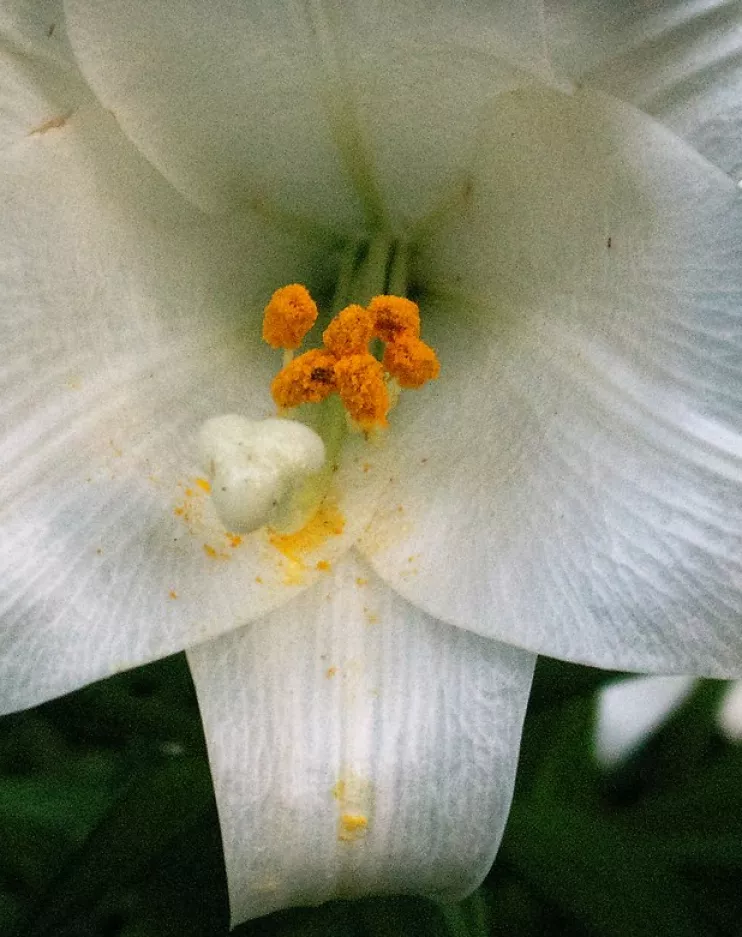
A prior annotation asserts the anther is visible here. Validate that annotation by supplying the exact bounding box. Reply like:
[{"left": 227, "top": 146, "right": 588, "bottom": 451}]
[
  {"left": 382, "top": 334, "right": 441, "bottom": 389},
  {"left": 323, "top": 304, "right": 375, "bottom": 357},
  {"left": 333, "top": 354, "right": 390, "bottom": 429},
  {"left": 368, "top": 295, "right": 421, "bottom": 343},
  {"left": 262, "top": 284, "right": 318, "bottom": 350},
  {"left": 271, "top": 349, "right": 338, "bottom": 410}
]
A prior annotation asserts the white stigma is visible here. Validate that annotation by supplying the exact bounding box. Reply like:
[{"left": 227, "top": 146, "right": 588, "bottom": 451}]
[{"left": 198, "top": 415, "right": 326, "bottom": 534}]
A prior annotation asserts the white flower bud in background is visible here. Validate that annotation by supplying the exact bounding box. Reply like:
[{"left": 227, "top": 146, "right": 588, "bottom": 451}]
[
  {"left": 594, "top": 675, "right": 696, "bottom": 769},
  {"left": 198, "top": 415, "right": 326, "bottom": 534},
  {"left": 717, "top": 681, "right": 742, "bottom": 743}
]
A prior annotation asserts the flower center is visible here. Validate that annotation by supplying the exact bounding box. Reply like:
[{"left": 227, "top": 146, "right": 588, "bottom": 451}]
[{"left": 199, "top": 236, "right": 439, "bottom": 535}]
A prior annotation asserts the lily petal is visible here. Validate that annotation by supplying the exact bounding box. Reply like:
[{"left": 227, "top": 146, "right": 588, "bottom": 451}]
[
  {"left": 361, "top": 86, "right": 742, "bottom": 675},
  {"left": 0, "top": 49, "right": 384, "bottom": 713},
  {"left": 553, "top": 0, "right": 742, "bottom": 181},
  {"left": 63, "top": 0, "right": 555, "bottom": 231},
  {"left": 544, "top": 0, "right": 731, "bottom": 80},
  {"left": 0, "top": 0, "right": 72, "bottom": 68},
  {"left": 188, "top": 552, "right": 534, "bottom": 924}
]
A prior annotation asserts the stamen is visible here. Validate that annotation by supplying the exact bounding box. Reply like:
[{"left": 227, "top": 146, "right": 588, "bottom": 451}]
[
  {"left": 323, "top": 303, "right": 375, "bottom": 357},
  {"left": 262, "top": 284, "right": 318, "bottom": 350},
  {"left": 383, "top": 334, "right": 441, "bottom": 389},
  {"left": 271, "top": 349, "right": 338, "bottom": 410},
  {"left": 368, "top": 295, "right": 420, "bottom": 343},
  {"left": 333, "top": 354, "right": 390, "bottom": 429}
]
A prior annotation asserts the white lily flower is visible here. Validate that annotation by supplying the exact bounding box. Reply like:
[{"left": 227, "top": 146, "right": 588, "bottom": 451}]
[{"left": 2, "top": 0, "right": 742, "bottom": 925}]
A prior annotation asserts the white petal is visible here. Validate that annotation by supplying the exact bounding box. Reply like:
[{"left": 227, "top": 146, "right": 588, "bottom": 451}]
[
  {"left": 361, "top": 87, "right": 742, "bottom": 676},
  {"left": 0, "top": 0, "right": 95, "bottom": 138},
  {"left": 187, "top": 553, "right": 534, "bottom": 924},
  {"left": 0, "top": 57, "right": 387, "bottom": 713},
  {"left": 557, "top": 0, "right": 742, "bottom": 181},
  {"left": 62, "top": 0, "right": 555, "bottom": 230},
  {"left": 595, "top": 675, "right": 696, "bottom": 768},
  {"left": 545, "top": 0, "right": 729, "bottom": 80},
  {"left": 0, "top": 0, "right": 72, "bottom": 68}
]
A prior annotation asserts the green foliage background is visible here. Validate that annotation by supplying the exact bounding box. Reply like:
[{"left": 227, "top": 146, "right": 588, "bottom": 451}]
[{"left": 0, "top": 657, "right": 738, "bottom": 937}]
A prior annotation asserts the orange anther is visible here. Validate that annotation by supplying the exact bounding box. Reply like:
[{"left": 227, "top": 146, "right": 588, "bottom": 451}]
[
  {"left": 368, "top": 295, "right": 420, "bottom": 343},
  {"left": 323, "top": 304, "right": 375, "bottom": 357},
  {"left": 333, "top": 354, "right": 390, "bottom": 429},
  {"left": 271, "top": 349, "right": 338, "bottom": 409},
  {"left": 383, "top": 334, "right": 440, "bottom": 389},
  {"left": 262, "top": 284, "right": 318, "bottom": 350}
]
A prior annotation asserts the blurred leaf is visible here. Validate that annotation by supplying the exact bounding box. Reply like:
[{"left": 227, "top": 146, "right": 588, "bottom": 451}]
[
  {"left": 0, "top": 756, "right": 116, "bottom": 840},
  {"left": 438, "top": 890, "right": 491, "bottom": 937},
  {"left": 506, "top": 807, "right": 701, "bottom": 937},
  {"left": 529, "top": 659, "right": 627, "bottom": 712},
  {"left": 502, "top": 688, "right": 709, "bottom": 936},
  {"left": 23, "top": 752, "right": 215, "bottom": 937},
  {"left": 356, "top": 896, "right": 451, "bottom": 937},
  {"left": 233, "top": 901, "right": 356, "bottom": 937},
  {"left": 45, "top": 654, "right": 203, "bottom": 753}
]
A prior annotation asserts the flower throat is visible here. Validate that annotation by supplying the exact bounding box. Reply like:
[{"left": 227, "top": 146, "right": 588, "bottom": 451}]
[{"left": 198, "top": 237, "right": 439, "bottom": 535}]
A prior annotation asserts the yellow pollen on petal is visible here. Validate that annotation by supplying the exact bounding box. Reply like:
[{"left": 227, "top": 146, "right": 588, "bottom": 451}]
[
  {"left": 262, "top": 284, "right": 318, "bottom": 350},
  {"left": 339, "top": 813, "right": 368, "bottom": 841},
  {"left": 368, "top": 295, "right": 421, "bottom": 343},
  {"left": 270, "top": 348, "right": 338, "bottom": 410},
  {"left": 269, "top": 499, "right": 345, "bottom": 565},
  {"left": 333, "top": 354, "right": 390, "bottom": 429},
  {"left": 383, "top": 334, "right": 441, "bottom": 389},
  {"left": 323, "top": 303, "right": 375, "bottom": 357}
]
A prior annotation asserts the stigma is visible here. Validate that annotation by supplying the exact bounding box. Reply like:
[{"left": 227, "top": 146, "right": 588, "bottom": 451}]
[
  {"left": 198, "top": 415, "right": 326, "bottom": 534},
  {"left": 267, "top": 290, "right": 439, "bottom": 430}
]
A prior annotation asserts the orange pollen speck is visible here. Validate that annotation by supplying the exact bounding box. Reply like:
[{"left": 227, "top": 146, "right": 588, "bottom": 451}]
[
  {"left": 368, "top": 295, "right": 421, "bottom": 343},
  {"left": 383, "top": 334, "right": 441, "bottom": 389},
  {"left": 271, "top": 348, "right": 338, "bottom": 409},
  {"left": 262, "top": 284, "right": 318, "bottom": 350},
  {"left": 323, "top": 303, "right": 376, "bottom": 357},
  {"left": 333, "top": 354, "right": 390, "bottom": 428}
]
